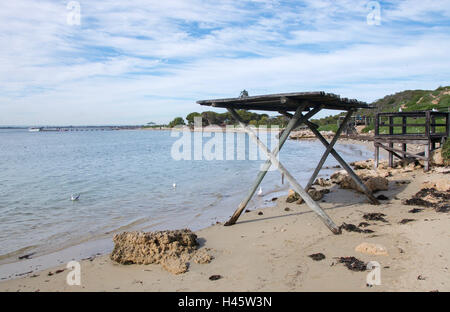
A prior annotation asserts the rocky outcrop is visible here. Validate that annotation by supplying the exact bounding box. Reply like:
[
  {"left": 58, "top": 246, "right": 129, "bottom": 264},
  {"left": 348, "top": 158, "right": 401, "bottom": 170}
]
[
  {"left": 422, "top": 179, "right": 450, "bottom": 192},
  {"left": 110, "top": 229, "right": 212, "bottom": 274},
  {"left": 350, "top": 159, "right": 375, "bottom": 170},
  {"left": 286, "top": 188, "right": 330, "bottom": 204},
  {"left": 331, "top": 170, "right": 389, "bottom": 193},
  {"left": 289, "top": 130, "right": 334, "bottom": 140},
  {"left": 286, "top": 189, "right": 301, "bottom": 203},
  {"left": 313, "top": 178, "right": 332, "bottom": 187},
  {"left": 430, "top": 148, "right": 444, "bottom": 166}
]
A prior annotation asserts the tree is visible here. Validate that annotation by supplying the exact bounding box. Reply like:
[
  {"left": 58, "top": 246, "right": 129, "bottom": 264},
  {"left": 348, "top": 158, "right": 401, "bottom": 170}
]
[
  {"left": 186, "top": 112, "right": 201, "bottom": 126},
  {"left": 168, "top": 117, "right": 185, "bottom": 128}
]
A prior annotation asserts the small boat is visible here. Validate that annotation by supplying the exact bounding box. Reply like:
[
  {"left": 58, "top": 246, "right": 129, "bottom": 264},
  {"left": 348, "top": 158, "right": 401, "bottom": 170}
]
[{"left": 28, "top": 127, "right": 42, "bottom": 132}]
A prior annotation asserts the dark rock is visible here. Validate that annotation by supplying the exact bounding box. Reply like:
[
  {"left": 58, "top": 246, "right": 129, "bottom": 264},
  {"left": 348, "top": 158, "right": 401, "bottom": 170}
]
[
  {"left": 399, "top": 219, "right": 415, "bottom": 224},
  {"left": 18, "top": 253, "right": 35, "bottom": 260},
  {"left": 309, "top": 253, "right": 326, "bottom": 261},
  {"left": 209, "top": 275, "right": 222, "bottom": 281},
  {"left": 376, "top": 194, "right": 389, "bottom": 200}
]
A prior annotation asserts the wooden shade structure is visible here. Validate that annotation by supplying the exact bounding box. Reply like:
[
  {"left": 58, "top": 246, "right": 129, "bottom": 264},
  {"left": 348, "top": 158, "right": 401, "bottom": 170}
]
[{"left": 197, "top": 91, "right": 378, "bottom": 234}]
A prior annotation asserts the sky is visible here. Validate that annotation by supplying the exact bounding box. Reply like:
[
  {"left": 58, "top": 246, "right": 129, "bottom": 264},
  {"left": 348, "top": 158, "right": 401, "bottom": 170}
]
[{"left": 1, "top": 0, "right": 450, "bottom": 126}]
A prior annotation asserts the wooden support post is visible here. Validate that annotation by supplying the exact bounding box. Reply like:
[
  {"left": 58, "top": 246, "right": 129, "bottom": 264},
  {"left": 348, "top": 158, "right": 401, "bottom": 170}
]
[
  {"left": 388, "top": 116, "right": 394, "bottom": 167},
  {"left": 425, "top": 111, "right": 431, "bottom": 171},
  {"left": 226, "top": 108, "right": 341, "bottom": 234},
  {"left": 424, "top": 142, "right": 430, "bottom": 171},
  {"left": 374, "top": 113, "right": 379, "bottom": 169},
  {"left": 224, "top": 104, "right": 321, "bottom": 226},
  {"left": 374, "top": 144, "right": 379, "bottom": 169},
  {"left": 305, "top": 110, "right": 354, "bottom": 191},
  {"left": 305, "top": 120, "right": 380, "bottom": 205}
]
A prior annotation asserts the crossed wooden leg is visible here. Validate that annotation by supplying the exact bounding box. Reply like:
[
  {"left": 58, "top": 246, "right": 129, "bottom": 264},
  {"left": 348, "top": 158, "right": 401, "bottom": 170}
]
[{"left": 225, "top": 107, "right": 341, "bottom": 234}]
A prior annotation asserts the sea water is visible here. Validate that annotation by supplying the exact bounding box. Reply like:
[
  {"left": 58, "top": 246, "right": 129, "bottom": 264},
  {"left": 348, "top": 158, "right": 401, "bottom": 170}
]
[{"left": 0, "top": 128, "right": 373, "bottom": 274}]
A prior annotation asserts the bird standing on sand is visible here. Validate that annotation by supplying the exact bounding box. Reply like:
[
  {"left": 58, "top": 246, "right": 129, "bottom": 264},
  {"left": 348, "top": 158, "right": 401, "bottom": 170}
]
[
  {"left": 71, "top": 194, "right": 80, "bottom": 201},
  {"left": 257, "top": 187, "right": 263, "bottom": 196}
]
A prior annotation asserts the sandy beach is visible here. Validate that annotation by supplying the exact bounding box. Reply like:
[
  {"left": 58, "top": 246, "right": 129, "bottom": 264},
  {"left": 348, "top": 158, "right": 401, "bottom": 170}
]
[{"left": 1, "top": 156, "right": 448, "bottom": 292}]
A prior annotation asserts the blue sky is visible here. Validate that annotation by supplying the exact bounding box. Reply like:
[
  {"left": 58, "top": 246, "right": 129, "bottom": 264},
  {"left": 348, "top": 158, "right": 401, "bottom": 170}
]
[{"left": 1, "top": 0, "right": 450, "bottom": 125}]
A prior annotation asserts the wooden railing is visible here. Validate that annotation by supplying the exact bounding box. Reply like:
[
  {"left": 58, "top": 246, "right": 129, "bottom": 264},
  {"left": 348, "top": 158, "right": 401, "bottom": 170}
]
[{"left": 375, "top": 111, "right": 450, "bottom": 138}]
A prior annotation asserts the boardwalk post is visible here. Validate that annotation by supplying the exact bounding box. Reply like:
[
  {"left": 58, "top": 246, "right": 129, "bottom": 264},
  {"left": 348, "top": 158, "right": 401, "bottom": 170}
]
[{"left": 226, "top": 108, "right": 341, "bottom": 234}]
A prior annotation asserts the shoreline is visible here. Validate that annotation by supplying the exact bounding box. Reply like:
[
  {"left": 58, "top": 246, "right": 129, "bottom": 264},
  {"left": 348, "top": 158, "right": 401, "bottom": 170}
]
[
  {"left": 0, "top": 138, "right": 376, "bottom": 281},
  {"left": 1, "top": 162, "right": 448, "bottom": 291},
  {"left": 1, "top": 138, "right": 449, "bottom": 291}
]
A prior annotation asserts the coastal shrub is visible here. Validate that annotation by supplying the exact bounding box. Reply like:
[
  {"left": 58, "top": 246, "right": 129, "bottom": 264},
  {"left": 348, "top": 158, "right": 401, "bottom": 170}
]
[
  {"left": 168, "top": 117, "right": 186, "bottom": 128},
  {"left": 318, "top": 124, "right": 338, "bottom": 133},
  {"left": 443, "top": 139, "right": 450, "bottom": 164},
  {"left": 361, "top": 124, "right": 374, "bottom": 133}
]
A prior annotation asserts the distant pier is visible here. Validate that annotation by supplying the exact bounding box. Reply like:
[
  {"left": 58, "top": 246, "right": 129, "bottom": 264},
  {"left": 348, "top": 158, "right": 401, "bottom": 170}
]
[{"left": 29, "top": 126, "right": 142, "bottom": 132}]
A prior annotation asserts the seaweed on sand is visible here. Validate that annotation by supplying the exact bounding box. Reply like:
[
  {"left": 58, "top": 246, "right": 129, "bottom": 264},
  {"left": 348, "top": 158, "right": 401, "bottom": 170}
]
[
  {"left": 339, "top": 223, "right": 374, "bottom": 233},
  {"left": 336, "top": 257, "right": 367, "bottom": 271},
  {"left": 363, "top": 213, "right": 388, "bottom": 223}
]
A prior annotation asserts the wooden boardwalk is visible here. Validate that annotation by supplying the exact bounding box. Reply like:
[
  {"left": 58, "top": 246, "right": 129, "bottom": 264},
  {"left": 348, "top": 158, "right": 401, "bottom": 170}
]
[{"left": 374, "top": 111, "right": 449, "bottom": 171}]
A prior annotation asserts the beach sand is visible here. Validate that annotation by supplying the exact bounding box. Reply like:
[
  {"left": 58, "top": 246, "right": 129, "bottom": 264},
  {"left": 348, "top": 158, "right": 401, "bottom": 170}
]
[{"left": 0, "top": 162, "right": 448, "bottom": 292}]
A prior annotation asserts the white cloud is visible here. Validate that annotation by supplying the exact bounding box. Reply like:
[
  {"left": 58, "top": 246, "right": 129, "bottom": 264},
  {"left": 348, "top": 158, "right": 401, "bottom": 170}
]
[{"left": 0, "top": 0, "right": 449, "bottom": 125}]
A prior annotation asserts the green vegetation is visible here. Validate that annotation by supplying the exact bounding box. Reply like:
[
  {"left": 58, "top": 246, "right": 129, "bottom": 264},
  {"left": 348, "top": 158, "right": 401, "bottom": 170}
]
[
  {"left": 443, "top": 139, "right": 450, "bottom": 164},
  {"left": 166, "top": 86, "right": 450, "bottom": 131},
  {"left": 168, "top": 110, "right": 289, "bottom": 128},
  {"left": 311, "top": 86, "right": 450, "bottom": 133},
  {"left": 361, "top": 124, "right": 374, "bottom": 133},
  {"left": 168, "top": 117, "right": 185, "bottom": 128},
  {"left": 317, "top": 124, "right": 338, "bottom": 133}
]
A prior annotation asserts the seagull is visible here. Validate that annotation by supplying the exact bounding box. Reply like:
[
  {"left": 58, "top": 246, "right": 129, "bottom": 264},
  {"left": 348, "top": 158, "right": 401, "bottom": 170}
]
[
  {"left": 70, "top": 194, "right": 80, "bottom": 201},
  {"left": 172, "top": 183, "right": 177, "bottom": 188},
  {"left": 257, "top": 187, "right": 263, "bottom": 196}
]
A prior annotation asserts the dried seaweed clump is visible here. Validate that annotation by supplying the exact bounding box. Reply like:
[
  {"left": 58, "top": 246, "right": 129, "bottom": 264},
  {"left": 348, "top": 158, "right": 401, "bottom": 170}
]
[{"left": 402, "top": 188, "right": 450, "bottom": 213}]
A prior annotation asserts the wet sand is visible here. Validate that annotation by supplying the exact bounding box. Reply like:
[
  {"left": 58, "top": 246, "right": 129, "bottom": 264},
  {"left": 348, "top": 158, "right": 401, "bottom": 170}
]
[{"left": 1, "top": 163, "right": 449, "bottom": 292}]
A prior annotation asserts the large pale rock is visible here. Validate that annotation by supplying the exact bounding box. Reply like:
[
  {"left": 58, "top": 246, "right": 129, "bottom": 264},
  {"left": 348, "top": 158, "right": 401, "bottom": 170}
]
[
  {"left": 331, "top": 170, "right": 389, "bottom": 193},
  {"left": 289, "top": 130, "right": 334, "bottom": 140},
  {"left": 422, "top": 179, "right": 450, "bottom": 192},
  {"left": 110, "top": 229, "right": 212, "bottom": 274},
  {"left": 314, "top": 178, "right": 332, "bottom": 187},
  {"left": 110, "top": 230, "right": 198, "bottom": 265},
  {"left": 350, "top": 159, "right": 374, "bottom": 170},
  {"left": 161, "top": 257, "right": 188, "bottom": 275},
  {"left": 355, "top": 242, "right": 388, "bottom": 256},
  {"left": 364, "top": 177, "right": 389, "bottom": 192},
  {"left": 286, "top": 189, "right": 301, "bottom": 203},
  {"left": 286, "top": 188, "right": 328, "bottom": 204},
  {"left": 430, "top": 148, "right": 444, "bottom": 166},
  {"left": 296, "top": 188, "right": 329, "bottom": 204},
  {"left": 330, "top": 170, "right": 348, "bottom": 184},
  {"left": 192, "top": 249, "right": 213, "bottom": 264}
]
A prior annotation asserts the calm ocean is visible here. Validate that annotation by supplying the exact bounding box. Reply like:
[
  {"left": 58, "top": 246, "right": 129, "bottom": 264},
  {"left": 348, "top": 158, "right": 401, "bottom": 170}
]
[{"left": 0, "top": 128, "right": 372, "bottom": 273}]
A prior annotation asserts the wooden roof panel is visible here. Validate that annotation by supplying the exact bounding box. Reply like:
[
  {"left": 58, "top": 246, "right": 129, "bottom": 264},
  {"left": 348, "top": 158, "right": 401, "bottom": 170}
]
[{"left": 197, "top": 91, "right": 370, "bottom": 111}]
